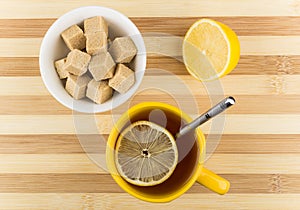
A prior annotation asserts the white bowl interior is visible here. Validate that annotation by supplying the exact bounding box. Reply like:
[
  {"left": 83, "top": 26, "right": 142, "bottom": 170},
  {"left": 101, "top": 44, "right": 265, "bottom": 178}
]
[{"left": 39, "top": 6, "right": 146, "bottom": 113}]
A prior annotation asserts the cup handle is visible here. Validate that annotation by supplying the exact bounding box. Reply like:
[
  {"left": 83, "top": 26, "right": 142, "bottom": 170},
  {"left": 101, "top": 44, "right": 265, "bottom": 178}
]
[{"left": 196, "top": 167, "right": 230, "bottom": 195}]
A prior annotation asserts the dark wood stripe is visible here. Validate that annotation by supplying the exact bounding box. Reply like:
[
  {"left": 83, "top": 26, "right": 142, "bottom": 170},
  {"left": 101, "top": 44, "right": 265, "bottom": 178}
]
[
  {"left": 134, "top": 17, "right": 300, "bottom": 36},
  {"left": 1, "top": 56, "right": 299, "bottom": 77},
  {"left": 0, "top": 95, "right": 115, "bottom": 115},
  {"left": 188, "top": 174, "right": 300, "bottom": 194},
  {"left": 1, "top": 17, "right": 300, "bottom": 38},
  {"left": 0, "top": 57, "right": 40, "bottom": 76},
  {"left": 234, "top": 55, "right": 299, "bottom": 75},
  {"left": 0, "top": 134, "right": 106, "bottom": 154},
  {"left": 0, "top": 95, "right": 295, "bottom": 115},
  {"left": 0, "top": 173, "right": 298, "bottom": 193},
  {"left": 0, "top": 174, "right": 121, "bottom": 193},
  {"left": 214, "top": 134, "right": 300, "bottom": 154},
  {"left": 0, "top": 96, "right": 72, "bottom": 115},
  {"left": 0, "top": 134, "right": 299, "bottom": 154},
  {"left": 147, "top": 56, "right": 300, "bottom": 75},
  {"left": 0, "top": 19, "right": 55, "bottom": 38}
]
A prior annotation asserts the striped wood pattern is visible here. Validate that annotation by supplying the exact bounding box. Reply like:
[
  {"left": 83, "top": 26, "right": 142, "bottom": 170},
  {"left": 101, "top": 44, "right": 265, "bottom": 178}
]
[{"left": 0, "top": 0, "right": 300, "bottom": 209}]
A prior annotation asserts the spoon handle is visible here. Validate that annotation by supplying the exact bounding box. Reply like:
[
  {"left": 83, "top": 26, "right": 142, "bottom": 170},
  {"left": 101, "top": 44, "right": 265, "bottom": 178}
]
[{"left": 176, "top": 96, "right": 235, "bottom": 138}]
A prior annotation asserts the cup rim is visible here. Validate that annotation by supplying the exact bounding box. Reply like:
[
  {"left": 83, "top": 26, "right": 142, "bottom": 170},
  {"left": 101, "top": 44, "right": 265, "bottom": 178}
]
[{"left": 106, "top": 101, "right": 206, "bottom": 203}]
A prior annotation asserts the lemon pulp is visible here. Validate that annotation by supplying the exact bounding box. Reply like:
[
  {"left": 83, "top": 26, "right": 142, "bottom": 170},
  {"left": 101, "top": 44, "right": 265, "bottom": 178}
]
[
  {"left": 115, "top": 121, "right": 178, "bottom": 186},
  {"left": 183, "top": 18, "right": 240, "bottom": 81}
]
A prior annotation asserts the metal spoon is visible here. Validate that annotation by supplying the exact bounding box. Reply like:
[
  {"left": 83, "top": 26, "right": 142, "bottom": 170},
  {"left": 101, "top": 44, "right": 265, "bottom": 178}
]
[{"left": 176, "top": 96, "right": 235, "bottom": 139}]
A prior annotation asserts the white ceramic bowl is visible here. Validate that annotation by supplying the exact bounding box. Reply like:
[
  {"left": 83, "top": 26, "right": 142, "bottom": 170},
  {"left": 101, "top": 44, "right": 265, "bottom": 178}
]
[{"left": 39, "top": 6, "right": 146, "bottom": 113}]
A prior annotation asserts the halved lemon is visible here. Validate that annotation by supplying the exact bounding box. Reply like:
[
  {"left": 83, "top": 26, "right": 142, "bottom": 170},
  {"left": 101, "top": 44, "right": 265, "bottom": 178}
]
[
  {"left": 183, "top": 18, "right": 240, "bottom": 81},
  {"left": 115, "top": 121, "right": 178, "bottom": 186}
]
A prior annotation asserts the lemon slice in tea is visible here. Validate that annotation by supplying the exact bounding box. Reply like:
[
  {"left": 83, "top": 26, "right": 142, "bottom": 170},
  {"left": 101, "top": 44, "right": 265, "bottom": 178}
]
[
  {"left": 183, "top": 18, "right": 240, "bottom": 81},
  {"left": 115, "top": 121, "right": 178, "bottom": 186}
]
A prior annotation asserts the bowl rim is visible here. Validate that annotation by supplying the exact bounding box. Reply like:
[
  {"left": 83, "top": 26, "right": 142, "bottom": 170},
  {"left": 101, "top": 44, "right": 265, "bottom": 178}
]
[{"left": 39, "top": 6, "right": 147, "bottom": 113}]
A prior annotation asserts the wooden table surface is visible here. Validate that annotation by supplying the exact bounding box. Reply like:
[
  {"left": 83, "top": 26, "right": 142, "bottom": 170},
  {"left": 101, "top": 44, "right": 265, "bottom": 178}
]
[{"left": 1, "top": 0, "right": 300, "bottom": 209}]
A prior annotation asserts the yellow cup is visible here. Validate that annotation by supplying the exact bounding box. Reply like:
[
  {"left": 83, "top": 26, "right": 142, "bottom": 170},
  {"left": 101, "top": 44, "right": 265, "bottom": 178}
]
[{"left": 106, "top": 102, "right": 230, "bottom": 202}]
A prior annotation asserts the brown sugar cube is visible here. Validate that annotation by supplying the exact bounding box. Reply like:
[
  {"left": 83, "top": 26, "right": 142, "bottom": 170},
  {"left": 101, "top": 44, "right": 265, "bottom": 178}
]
[
  {"left": 54, "top": 57, "right": 69, "bottom": 79},
  {"left": 61, "top": 25, "right": 86, "bottom": 50},
  {"left": 88, "top": 52, "right": 116, "bottom": 81},
  {"left": 85, "top": 31, "right": 108, "bottom": 55},
  {"left": 86, "top": 79, "right": 113, "bottom": 104},
  {"left": 84, "top": 16, "right": 108, "bottom": 36},
  {"left": 64, "top": 49, "right": 91, "bottom": 76},
  {"left": 109, "top": 64, "right": 135, "bottom": 94},
  {"left": 65, "top": 74, "right": 91, "bottom": 100},
  {"left": 108, "top": 37, "right": 137, "bottom": 63}
]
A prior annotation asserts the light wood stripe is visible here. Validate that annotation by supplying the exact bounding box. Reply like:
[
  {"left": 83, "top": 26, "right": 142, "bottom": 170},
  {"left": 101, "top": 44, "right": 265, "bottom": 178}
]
[
  {"left": 0, "top": 114, "right": 299, "bottom": 135},
  {"left": 3, "top": 36, "right": 300, "bottom": 57},
  {"left": 1, "top": 75, "right": 299, "bottom": 96},
  {"left": 0, "top": 115, "right": 112, "bottom": 134},
  {"left": 130, "top": 95, "right": 300, "bottom": 114},
  {"left": 103, "top": 74, "right": 300, "bottom": 95},
  {"left": 0, "top": 77, "right": 48, "bottom": 95},
  {"left": 203, "top": 115, "right": 300, "bottom": 135},
  {"left": 0, "top": 174, "right": 298, "bottom": 193},
  {"left": 0, "top": 38, "right": 41, "bottom": 57},
  {"left": 0, "top": 134, "right": 299, "bottom": 154},
  {"left": 2, "top": 17, "right": 300, "bottom": 38},
  {"left": 2, "top": 55, "right": 300, "bottom": 77},
  {"left": 0, "top": 154, "right": 299, "bottom": 174},
  {"left": 1, "top": 95, "right": 299, "bottom": 115},
  {"left": 0, "top": 193, "right": 299, "bottom": 209},
  {"left": 0, "top": 154, "right": 104, "bottom": 174},
  {"left": 0, "top": 0, "right": 298, "bottom": 18},
  {"left": 240, "top": 36, "right": 300, "bottom": 55},
  {"left": 206, "top": 154, "right": 300, "bottom": 174}
]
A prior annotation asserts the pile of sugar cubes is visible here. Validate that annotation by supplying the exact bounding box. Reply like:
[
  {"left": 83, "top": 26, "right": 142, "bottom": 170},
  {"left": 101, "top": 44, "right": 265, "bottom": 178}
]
[{"left": 54, "top": 16, "right": 137, "bottom": 104}]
